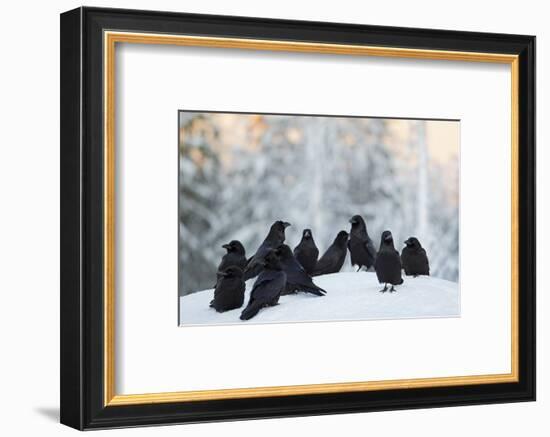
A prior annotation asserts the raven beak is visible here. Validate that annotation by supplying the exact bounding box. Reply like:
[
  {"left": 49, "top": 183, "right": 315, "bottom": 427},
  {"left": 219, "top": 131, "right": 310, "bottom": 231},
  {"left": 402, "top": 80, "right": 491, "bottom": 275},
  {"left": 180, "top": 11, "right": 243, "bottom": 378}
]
[
  {"left": 222, "top": 244, "right": 230, "bottom": 249},
  {"left": 384, "top": 235, "right": 393, "bottom": 242},
  {"left": 282, "top": 222, "right": 291, "bottom": 228},
  {"left": 349, "top": 218, "right": 357, "bottom": 224},
  {"left": 219, "top": 271, "right": 229, "bottom": 277}
]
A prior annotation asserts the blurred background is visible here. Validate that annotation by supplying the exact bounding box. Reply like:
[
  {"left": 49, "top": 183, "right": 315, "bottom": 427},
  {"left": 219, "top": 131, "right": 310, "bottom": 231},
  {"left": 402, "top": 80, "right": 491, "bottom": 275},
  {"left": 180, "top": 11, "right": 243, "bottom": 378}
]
[{"left": 179, "top": 112, "right": 459, "bottom": 296}]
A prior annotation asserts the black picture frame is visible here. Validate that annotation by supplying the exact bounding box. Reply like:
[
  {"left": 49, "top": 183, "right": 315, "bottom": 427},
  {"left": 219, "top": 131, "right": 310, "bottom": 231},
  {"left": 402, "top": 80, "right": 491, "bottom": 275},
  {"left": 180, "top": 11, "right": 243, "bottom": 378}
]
[{"left": 60, "top": 6, "right": 535, "bottom": 430}]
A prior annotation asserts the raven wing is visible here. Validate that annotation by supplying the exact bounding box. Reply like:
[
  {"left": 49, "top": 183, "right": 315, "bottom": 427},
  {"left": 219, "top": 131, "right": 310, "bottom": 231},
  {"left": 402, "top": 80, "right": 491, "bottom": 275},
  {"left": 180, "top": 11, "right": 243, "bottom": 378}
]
[
  {"left": 365, "top": 238, "right": 377, "bottom": 259},
  {"left": 421, "top": 248, "right": 430, "bottom": 274},
  {"left": 312, "top": 249, "right": 332, "bottom": 275},
  {"left": 251, "top": 270, "right": 286, "bottom": 301}
]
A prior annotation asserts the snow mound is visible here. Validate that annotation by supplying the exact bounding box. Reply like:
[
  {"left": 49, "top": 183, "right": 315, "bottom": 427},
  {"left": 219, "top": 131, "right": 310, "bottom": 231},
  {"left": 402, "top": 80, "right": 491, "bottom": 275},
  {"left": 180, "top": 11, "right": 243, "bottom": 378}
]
[{"left": 179, "top": 272, "right": 460, "bottom": 326}]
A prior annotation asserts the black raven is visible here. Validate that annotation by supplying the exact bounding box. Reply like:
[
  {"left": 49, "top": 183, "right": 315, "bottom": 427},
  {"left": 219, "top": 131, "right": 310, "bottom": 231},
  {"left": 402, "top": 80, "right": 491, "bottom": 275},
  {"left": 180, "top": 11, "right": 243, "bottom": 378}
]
[
  {"left": 243, "top": 220, "right": 291, "bottom": 281},
  {"left": 240, "top": 251, "right": 286, "bottom": 320},
  {"left": 215, "top": 240, "right": 247, "bottom": 285},
  {"left": 293, "top": 229, "right": 319, "bottom": 275},
  {"left": 312, "top": 230, "right": 349, "bottom": 276},
  {"left": 277, "top": 244, "right": 326, "bottom": 296},
  {"left": 374, "top": 230, "right": 404, "bottom": 292},
  {"left": 348, "top": 215, "right": 377, "bottom": 271},
  {"left": 401, "top": 237, "right": 430, "bottom": 277},
  {"left": 209, "top": 266, "right": 245, "bottom": 313}
]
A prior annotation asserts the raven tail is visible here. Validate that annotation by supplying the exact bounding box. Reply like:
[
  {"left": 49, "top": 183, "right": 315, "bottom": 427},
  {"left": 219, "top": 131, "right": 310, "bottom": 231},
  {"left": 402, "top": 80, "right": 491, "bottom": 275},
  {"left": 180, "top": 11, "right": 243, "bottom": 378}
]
[
  {"left": 300, "top": 285, "right": 326, "bottom": 296},
  {"left": 310, "top": 286, "right": 327, "bottom": 296},
  {"left": 240, "top": 302, "right": 261, "bottom": 320}
]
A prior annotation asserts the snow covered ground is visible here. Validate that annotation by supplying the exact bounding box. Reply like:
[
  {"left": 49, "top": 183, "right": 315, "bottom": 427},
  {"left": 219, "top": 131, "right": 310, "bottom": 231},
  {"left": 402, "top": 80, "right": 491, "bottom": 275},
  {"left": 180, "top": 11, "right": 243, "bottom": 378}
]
[{"left": 179, "top": 272, "right": 460, "bottom": 326}]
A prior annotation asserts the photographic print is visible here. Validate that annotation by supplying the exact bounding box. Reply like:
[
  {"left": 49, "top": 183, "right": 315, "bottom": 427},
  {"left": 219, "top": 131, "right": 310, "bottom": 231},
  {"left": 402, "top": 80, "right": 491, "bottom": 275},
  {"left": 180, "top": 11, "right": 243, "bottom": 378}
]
[
  {"left": 178, "top": 111, "right": 460, "bottom": 326},
  {"left": 60, "top": 9, "right": 535, "bottom": 428}
]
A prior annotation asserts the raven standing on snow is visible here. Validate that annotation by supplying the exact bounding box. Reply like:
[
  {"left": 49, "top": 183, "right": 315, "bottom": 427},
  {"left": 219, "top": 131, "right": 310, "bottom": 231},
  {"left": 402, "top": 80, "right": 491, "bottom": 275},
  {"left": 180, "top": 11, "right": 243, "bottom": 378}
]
[
  {"left": 348, "top": 215, "right": 377, "bottom": 271},
  {"left": 293, "top": 229, "right": 319, "bottom": 275},
  {"left": 401, "top": 237, "right": 430, "bottom": 277},
  {"left": 277, "top": 244, "right": 326, "bottom": 296},
  {"left": 240, "top": 251, "right": 286, "bottom": 321},
  {"left": 243, "top": 220, "right": 291, "bottom": 281},
  {"left": 375, "top": 230, "right": 404, "bottom": 292},
  {"left": 209, "top": 266, "right": 245, "bottom": 313},
  {"left": 312, "top": 230, "right": 349, "bottom": 276},
  {"left": 215, "top": 240, "right": 247, "bottom": 285}
]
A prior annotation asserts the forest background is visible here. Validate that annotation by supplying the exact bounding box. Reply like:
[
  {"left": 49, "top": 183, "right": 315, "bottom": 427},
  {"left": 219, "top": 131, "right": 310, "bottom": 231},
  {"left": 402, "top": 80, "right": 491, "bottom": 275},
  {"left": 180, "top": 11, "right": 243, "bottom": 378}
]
[{"left": 178, "top": 112, "right": 459, "bottom": 296}]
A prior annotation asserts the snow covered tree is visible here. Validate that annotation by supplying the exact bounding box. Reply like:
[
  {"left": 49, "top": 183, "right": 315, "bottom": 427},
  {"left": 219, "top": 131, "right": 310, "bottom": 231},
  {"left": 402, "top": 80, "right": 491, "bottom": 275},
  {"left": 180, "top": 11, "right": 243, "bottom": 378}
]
[{"left": 178, "top": 113, "right": 225, "bottom": 294}]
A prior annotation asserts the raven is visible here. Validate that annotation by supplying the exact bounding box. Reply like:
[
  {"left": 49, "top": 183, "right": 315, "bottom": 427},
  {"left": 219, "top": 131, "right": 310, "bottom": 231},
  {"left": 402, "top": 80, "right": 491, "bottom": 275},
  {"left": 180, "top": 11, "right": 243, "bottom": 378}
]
[
  {"left": 277, "top": 244, "right": 326, "bottom": 296},
  {"left": 293, "top": 229, "right": 319, "bottom": 275},
  {"left": 240, "top": 251, "right": 286, "bottom": 320},
  {"left": 348, "top": 215, "right": 377, "bottom": 271},
  {"left": 215, "top": 240, "right": 247, "bottom": 285},
  {"left": 374, "top": 230, "right": 403, "bottom": 292},
  {"left": 401, "top": 237, "right": 430, "bottom": 277},
  {"left": 243, "top": 220, "right": 291, "bottom": 281},
  {"left": 312, "top": 230, "right": 349, "bottom": 276},
  {"left": 209, "top": 266, "right": 245, "bottom": 313}
]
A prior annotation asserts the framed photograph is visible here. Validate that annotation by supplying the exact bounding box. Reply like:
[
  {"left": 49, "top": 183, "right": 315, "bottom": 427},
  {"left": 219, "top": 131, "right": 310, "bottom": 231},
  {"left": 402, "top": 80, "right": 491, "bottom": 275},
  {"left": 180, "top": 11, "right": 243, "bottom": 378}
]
[{"left": 60, "top": 7, "right": 535, "bottom": 430}]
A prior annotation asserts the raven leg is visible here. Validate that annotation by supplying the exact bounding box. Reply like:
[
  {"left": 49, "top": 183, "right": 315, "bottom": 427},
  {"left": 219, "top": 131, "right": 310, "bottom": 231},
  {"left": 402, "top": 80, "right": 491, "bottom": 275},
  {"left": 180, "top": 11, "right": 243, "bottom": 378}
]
[
  {"left": 357, "top": 266, "right": 362, "bottom": 272},
  {"left": 379, "top": 284, "right": 388, "bottom": 293},
  {"left": 389, "top": 285, "right": 396, "bottom": 292}
]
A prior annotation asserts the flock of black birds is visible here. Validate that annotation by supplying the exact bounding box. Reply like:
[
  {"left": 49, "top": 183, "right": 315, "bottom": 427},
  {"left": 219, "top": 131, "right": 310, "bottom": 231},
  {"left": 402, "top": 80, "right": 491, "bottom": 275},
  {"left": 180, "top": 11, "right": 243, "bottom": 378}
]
[{"left": 208, "top": 215, "right": 430, "bottom": 320}]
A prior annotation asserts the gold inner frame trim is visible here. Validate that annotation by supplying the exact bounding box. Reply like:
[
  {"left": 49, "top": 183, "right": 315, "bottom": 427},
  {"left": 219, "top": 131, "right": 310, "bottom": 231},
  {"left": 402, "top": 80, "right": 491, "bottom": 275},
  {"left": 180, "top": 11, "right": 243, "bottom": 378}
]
[{"left": 103, "top": 31, "right": 520, "bottom": 406}]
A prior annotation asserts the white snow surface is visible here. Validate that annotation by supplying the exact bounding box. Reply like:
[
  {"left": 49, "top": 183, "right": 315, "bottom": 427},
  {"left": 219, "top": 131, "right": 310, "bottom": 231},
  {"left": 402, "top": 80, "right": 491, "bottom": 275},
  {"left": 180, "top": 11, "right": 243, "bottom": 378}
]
[{"left": 179, "top": 272, "right": 460, "bottom": 326}]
